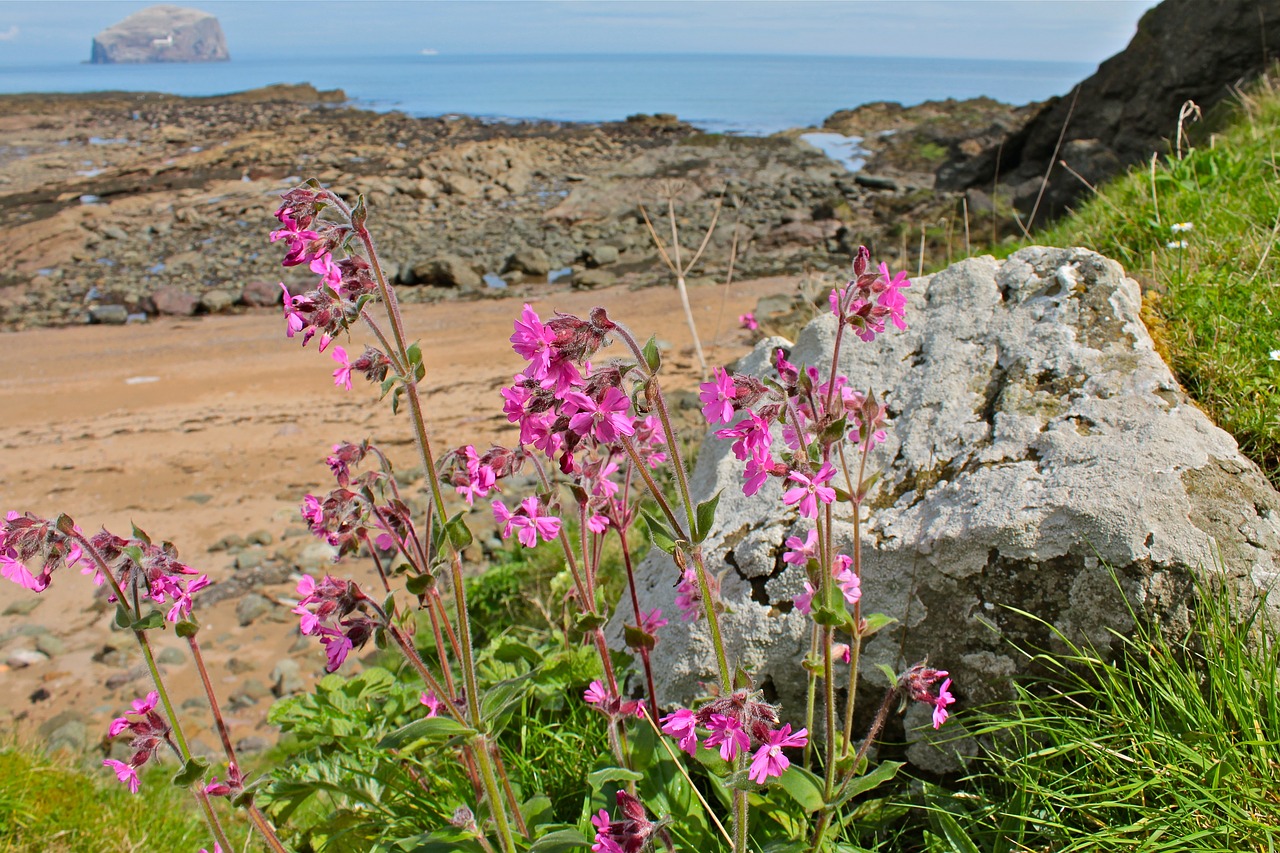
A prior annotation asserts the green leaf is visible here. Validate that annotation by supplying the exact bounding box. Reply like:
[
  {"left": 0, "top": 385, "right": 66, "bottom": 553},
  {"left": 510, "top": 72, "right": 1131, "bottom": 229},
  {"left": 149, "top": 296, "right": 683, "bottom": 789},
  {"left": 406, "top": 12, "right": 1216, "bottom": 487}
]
[
  {"left": 445, "top": 512, "right": 473, "bottom": 550},
  {"left": 828, "top": 760, "right": 904, "bottom": 809},
  {"left": 405, "top": 573, "right": 432, "bottom": 596},
  {"left": 588, "top": 766, "right": 644, "bottom": 790},
  {"left": 623, "top": 624, "right": 656, "bottom": 650},
  {"left": 640, "top": 510, "right": 676, "bottom": 554},
  {"left": 775, "top": 764, "right": 826, "bottom": 812},
  {"left": 129, "top": 522, "right": 152, "bottom": 545},
  {"left": 855, "top": 471, "right": 881, "bottom": 502},
  {"left": 114, "top": 604, "right": 133, "bottom": 629},
  {"left": 55, "top": 514, "right": 78, "bottom": 535},
  {"left": 641, "top": 335, "right": 662, "bottom": 373},
  {"left": 927, "top": 808, "right": 982, "bottom": 853},
  {"left": 693, "top": 490, "right": 722, "bottom": 543},
  {"left": 406, "top": 342, "right": 422, "bottom": 367},
  {"left": 575, "top": 612, "right": 608, "bottom": 632},
  {"left": 859, "top": 612, "right": 898, "bottom": 638},
  {"left": 175, "top": 619, "right": 199, "bottom": 639},
  {"left": 131, "top": 609, "right": 166, "bottom": 631},
  {"left": 170, "top": 756, "right": 209, "bottom": 787},
  {"left": 377, "top": 716, "right": 475, "bottom": 751},
  {"left": 529, "top": 829, "right": 592, "bottom": 852},
  {"left": 875, "top": 663, "right": 900, "bottom": 686},
  {"left": 819, "top": 415, "right": 849, "bottom": 446}
]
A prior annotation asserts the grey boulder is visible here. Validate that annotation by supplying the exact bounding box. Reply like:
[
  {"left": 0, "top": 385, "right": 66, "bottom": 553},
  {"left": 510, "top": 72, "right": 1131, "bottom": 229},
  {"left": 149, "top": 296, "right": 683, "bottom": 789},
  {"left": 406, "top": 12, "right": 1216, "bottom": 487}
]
[{"left": 617, "top": 247, "right": 1280, "bottom": 752}]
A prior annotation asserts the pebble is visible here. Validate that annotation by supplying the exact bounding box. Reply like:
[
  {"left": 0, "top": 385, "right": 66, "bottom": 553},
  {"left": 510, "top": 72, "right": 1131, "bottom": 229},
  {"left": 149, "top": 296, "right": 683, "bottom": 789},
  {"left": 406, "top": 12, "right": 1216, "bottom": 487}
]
[
  {"left": 270, "top": 658, "right": 305, "bottom": 697},
  {"left": 157, "top": 647, "right": 186, "bottom": 666},
  {"left": 3, "top": 598, "right": 42, "bottom": 616},
  {"left": 236, "top": 593, "right": 273, "bottom": 627},
  {"left": 34, "top": 634, "right": 66, "bottom": 657},
  {"left": 7, "top": 648, "right": 48, "bottom": 668}
]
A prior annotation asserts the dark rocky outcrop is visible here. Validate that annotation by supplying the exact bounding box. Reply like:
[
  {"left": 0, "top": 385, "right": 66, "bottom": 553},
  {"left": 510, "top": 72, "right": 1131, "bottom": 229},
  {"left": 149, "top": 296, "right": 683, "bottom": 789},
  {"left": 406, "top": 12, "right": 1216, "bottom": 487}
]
[
  {"left": 941, "top": 0, "right": 1280, "bottom": 225},
  {"left": 90, "top": 5, "right": 229, "bottom": 64}
]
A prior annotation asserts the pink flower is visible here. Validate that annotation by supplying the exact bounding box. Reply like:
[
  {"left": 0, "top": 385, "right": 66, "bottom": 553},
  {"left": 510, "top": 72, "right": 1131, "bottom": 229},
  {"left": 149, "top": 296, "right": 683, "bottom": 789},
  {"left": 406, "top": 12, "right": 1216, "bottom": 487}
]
[
  {"left": 564, "top": 388, "right": 635, "bottom": 444},
  {"left": 660, "top": 708, "right": 699, "bottom": 756},
  {"left": 774, "top": 348, "right": 799, "bottom": 385},
  {"left": 715, "top": 410, "right": 772, "bottom": 462},
  {"left": 835, "top": 562, "right": 861, "bottom": 607},
  {"left": 583, "top": 680, "right": 610, "bottom": 707},
  {"left": 698, "top": 367, "right": 737, "bottom": 425},
  {"left": 420, "top": 690, "right": 441, "bottom": 718},
  {"left": 640, "top": 608, "right": 667, "bottom": 636},
  {"left": 783, "top": 529, "right": 819, "bottom": 566},
  {"left": 748, "top": 724, "right": 808, "bottom": 784},
  {"left": 331, "top": 346, "right": 353, "bottom": 390},
  {"left": 505, "top": 496, "right": 561, "bottom": 548},
  {"left": 0, "top": 554, "right": 45, "bottom": 592},
  {"left": 310, "top": 252, "right": 342, "bottom": 289},
  {"left": 456, "top": 463, "right": 495, "bottom": 506},
  {"left": 877, "top": 262, "right": 911, "bottom": 331},
  {"left": 793, "top": 581, "right": 815, "bottom": 615},
  {"left": 738, "top": 311, "right": 758, "bottom": 331},
  {"left": 704, "top": 714, "right": 749, "bottom": 761},
  {"left": 279, "top": 283, "right": 305, "bottom": 337},
  {"left": 742, "top": 452, "right": 774, "bottom": 497},
  {"left": 933, "top": 678, "right": 955, "bottom": 729},
  {"left": 492, "top": 499, "right": 515, "bottom": 539},
  {"left": 510, "top": 304, "right": 557, "bottom": 379},
  {"left": 591, "top": 809, "right": 623, "bottom": 853},
  {"left": 587, "top": 514, "right": 610, "bottom": 534},
  {"left": 103, "top": 758, "right": 140, "bottom": 793},
  {"left": 783, "top": 464, "right": 837, "bottom": 518},
  {"left": 166, "top": 574, "right": 209, "bottom": 623},
  {"left": 132, "top": 691, "right": 159, "bottom": 715},
  {"left": 318, "top": 625, "right": 354, "bottom": 672}
]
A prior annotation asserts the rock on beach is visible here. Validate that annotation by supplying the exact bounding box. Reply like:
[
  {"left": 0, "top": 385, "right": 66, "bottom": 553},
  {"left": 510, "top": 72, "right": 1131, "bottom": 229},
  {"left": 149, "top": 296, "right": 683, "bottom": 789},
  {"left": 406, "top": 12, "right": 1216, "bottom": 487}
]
[{"left": 90, "top": 5, "right": 229, "bottom": 64}]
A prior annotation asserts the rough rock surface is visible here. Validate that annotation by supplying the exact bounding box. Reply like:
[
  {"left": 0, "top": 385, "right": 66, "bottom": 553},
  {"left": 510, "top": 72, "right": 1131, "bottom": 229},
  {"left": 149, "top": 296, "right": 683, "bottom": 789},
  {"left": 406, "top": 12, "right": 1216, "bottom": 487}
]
[
  {"left": 619, "top": 246, "right": 1280, "bottom": 755},
  {"left": 91, "top": 5, "right": 229, "bottom": 64},
  {"left": 942, "top": 0, "right": 1280, "bottom": 224}
]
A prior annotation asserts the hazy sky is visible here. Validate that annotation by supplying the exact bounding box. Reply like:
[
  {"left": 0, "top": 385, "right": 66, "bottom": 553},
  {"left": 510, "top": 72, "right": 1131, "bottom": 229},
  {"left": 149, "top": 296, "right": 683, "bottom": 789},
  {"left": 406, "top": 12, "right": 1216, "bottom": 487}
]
[{"left": 0, "top": 1, "right": 1157, "bottom": 64}]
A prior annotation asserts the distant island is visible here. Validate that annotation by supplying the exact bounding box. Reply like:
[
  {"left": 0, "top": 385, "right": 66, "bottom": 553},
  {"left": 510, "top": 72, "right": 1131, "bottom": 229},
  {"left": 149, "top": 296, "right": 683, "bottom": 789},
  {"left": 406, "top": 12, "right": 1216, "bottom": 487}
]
[{"left": 90, "top": 4, "right": 229, "bottom": 64}]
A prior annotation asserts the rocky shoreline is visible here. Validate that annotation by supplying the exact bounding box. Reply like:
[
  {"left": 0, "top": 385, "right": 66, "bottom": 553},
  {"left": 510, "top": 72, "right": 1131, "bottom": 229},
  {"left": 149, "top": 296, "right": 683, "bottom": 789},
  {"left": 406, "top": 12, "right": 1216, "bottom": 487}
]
[{"left": 0, "top": 82, "right": 1033, "bottom": 331}]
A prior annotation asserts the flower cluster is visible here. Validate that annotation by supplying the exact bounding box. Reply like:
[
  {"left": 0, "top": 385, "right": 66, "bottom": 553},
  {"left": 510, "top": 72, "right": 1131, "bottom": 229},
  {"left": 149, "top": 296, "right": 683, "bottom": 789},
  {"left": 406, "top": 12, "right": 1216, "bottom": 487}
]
[
  {"left": 902, "top": 663, "right": 956, "bottom": 730},
  {"left": 829, "top": 245, "right": 911, "bottom": 343},
  {"left": 500, "top": 304, "right": 666, "bottom": 475},
  {"left": 299, "top": 441, "right": 417, "bottom": 561},
  {"left": 103, "top": 691, "right": 171, "bottom": 793},
  {"left": 1, "top": 515, "right": 210, "bottom": 623},
  {"left": 270, "top": 188, "right": 392, "bottom": 366},
  {"left": 0, "top": 511, "right": 82, "bottom": 592},
  {"left": 292, "top": 574, "right": 378, "bottom": 671},
  {"left": 591, "top": 790, "right": 661, "bottom": 853},
  {"left": 583, "top": 680, "right": 644, "bottom": 720},
  {"left": 203, "top": 762, "right": 245, "bottom": 800},
  {"left": 660, "top": 690, "right": 809, "bottom": 783}
]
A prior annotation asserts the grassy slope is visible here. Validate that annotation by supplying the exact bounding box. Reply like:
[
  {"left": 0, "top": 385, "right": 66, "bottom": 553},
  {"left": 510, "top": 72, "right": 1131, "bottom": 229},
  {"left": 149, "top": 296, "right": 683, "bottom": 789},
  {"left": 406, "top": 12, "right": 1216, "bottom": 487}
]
[
  {"left": 0, "top": 743, "right": 245, "bottom": 852},
  {"left": 1029, "top": 74, "right": 1280, "bottom": 484}
]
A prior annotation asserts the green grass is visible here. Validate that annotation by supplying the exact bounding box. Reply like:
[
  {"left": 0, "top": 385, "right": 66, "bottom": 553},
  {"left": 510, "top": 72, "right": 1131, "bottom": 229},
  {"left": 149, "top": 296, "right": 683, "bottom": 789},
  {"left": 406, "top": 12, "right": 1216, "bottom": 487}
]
[
  {"left": 932, "top": 579, "right": 1280, "bottom": 852},
  {"left": 0, "top": 741, "right": 246, "bottom": 852},
  {"left": 1025, "top": 71, "right": 1280, "bottom": 485}
]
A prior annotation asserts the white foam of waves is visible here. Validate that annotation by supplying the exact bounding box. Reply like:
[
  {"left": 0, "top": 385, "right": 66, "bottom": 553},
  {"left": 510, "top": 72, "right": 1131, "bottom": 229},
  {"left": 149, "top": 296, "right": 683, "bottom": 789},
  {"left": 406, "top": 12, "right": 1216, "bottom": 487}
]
[{"left": 799, "top": 132, "right": 868, "bottom": 173}]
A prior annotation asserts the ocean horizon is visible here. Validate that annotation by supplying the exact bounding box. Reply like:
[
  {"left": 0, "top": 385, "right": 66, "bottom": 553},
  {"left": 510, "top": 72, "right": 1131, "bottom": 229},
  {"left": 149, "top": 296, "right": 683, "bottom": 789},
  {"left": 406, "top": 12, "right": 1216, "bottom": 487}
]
[{"left": 0, "top": 52, "right": 1093, "bottom": 135}]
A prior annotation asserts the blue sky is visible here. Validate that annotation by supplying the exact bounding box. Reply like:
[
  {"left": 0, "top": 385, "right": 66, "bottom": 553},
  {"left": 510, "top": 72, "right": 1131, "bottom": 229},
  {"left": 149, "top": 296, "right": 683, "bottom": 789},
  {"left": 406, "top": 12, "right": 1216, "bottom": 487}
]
[{"left": 0, "top": 1, "right": 1156, "bottom": 64}]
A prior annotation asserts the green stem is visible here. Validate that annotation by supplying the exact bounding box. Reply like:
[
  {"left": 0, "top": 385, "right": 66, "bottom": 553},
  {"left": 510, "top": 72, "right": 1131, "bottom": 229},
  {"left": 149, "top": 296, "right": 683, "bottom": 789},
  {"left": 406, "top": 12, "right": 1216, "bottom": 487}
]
[{"left": 70, "top": 532, "right": 239, "bottom": 852}]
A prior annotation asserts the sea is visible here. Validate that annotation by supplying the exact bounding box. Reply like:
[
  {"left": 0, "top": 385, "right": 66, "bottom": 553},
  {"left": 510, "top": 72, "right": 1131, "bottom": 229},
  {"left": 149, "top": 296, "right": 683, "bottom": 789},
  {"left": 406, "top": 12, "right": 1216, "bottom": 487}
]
[{"left": 0, "top": 53, "right": 1094, "bottom": 136}]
